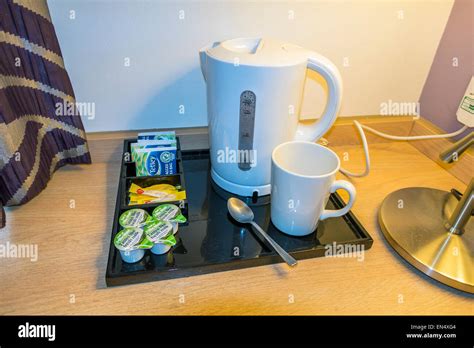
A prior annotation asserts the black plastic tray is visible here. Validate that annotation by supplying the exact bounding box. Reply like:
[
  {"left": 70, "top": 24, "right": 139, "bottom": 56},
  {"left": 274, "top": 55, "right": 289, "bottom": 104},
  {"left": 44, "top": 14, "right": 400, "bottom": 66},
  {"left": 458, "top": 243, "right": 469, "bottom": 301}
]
[{"left": 106, "top": 139, "right": 373, "bottom": 287}]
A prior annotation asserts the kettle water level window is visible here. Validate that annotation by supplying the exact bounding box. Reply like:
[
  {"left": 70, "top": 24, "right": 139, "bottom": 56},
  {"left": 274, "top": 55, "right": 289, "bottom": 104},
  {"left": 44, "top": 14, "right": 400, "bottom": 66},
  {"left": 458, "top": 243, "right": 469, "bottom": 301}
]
[{"left": 238, "top": 90, "right": 256, "bottom": 171}]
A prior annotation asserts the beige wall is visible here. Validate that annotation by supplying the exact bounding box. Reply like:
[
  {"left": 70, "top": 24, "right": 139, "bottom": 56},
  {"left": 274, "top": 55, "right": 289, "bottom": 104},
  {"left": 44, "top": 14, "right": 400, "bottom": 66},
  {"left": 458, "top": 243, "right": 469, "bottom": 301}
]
[
  {"left": 49, "top": 0, "right": 454, "bottom": 132},
  {"left": 300, "top": 0, "right": 455, "bottom": 119}
]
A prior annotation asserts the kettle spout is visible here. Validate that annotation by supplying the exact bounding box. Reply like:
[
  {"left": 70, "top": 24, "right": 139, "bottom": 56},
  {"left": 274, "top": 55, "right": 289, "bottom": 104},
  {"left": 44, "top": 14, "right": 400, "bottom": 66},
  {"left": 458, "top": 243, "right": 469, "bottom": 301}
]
[{"left": 199, "top": 41, "right": 220, "bottom": 82}]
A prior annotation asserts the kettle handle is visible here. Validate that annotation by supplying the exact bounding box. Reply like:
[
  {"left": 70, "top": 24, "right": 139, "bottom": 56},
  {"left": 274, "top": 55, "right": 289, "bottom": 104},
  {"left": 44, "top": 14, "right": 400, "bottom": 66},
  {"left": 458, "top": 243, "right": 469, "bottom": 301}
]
[{"left": 294, "top": 53, "right": 343, "bottom": 141}]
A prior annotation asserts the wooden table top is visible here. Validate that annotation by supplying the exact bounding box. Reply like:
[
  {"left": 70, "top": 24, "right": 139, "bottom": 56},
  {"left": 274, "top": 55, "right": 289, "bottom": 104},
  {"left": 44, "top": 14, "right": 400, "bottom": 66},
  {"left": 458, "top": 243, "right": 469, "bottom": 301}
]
[{"left": 1, "top": 140, "right": 473, "bottom": 315}]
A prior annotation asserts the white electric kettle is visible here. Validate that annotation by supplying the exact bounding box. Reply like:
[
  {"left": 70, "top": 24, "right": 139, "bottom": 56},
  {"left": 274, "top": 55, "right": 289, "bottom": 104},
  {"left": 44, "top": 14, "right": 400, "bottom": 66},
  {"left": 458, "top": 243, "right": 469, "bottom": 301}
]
[{"left": 199, "top": 38, "right": 342, "bottom": 197}]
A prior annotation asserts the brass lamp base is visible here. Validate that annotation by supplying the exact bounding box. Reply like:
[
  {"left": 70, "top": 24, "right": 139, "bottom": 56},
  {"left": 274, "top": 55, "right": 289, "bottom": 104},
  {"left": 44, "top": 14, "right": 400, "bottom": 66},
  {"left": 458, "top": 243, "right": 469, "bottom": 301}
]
[{"left": 379, "top": 187, "right": 473, "bottom": 294}]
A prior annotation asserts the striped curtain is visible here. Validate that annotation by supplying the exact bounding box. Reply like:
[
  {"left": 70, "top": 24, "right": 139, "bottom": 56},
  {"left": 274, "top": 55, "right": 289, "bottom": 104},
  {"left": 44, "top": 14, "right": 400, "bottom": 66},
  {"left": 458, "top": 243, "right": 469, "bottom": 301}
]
[{"left": 0, "top": 0, "right": 91, "bottom": 227}]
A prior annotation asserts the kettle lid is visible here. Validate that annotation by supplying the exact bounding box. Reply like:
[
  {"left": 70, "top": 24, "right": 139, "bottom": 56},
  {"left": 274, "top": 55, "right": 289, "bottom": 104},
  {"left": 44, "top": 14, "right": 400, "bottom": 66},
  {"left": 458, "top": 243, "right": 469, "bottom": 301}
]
[{"left": 205, "top": 38, "right": 308, "bottom": 67}]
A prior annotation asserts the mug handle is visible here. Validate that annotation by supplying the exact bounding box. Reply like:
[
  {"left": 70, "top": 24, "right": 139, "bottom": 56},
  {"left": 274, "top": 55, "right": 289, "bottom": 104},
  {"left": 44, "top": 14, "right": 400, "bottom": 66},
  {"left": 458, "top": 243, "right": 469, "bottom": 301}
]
[{"left": 320, "top": 180, "right": 356, "bottom": 220}]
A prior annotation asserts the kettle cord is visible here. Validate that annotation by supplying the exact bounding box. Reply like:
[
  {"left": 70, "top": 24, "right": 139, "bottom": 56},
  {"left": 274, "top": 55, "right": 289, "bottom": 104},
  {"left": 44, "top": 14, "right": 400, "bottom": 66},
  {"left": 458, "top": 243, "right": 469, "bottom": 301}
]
[{"left": 338, "top": 120, "right": 469, "bottom": 178}]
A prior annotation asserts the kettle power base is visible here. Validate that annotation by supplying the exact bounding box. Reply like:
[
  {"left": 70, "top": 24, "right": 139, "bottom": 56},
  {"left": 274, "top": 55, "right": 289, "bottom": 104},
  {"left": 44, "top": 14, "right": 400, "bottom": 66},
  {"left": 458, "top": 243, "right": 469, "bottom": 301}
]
[
  {"left": 105, "top": 140, "right": 373, "bottom": 287},
  {"left": 210, "top": 168, "right": 272, "bottom": 197}
]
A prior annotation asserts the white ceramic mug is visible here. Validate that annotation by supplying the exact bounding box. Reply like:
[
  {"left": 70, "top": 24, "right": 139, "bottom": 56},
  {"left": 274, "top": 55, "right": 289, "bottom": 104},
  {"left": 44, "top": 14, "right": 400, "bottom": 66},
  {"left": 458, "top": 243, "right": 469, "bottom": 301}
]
[{"left": 271, "top": 141, "right": 356, "bottom": 236}]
